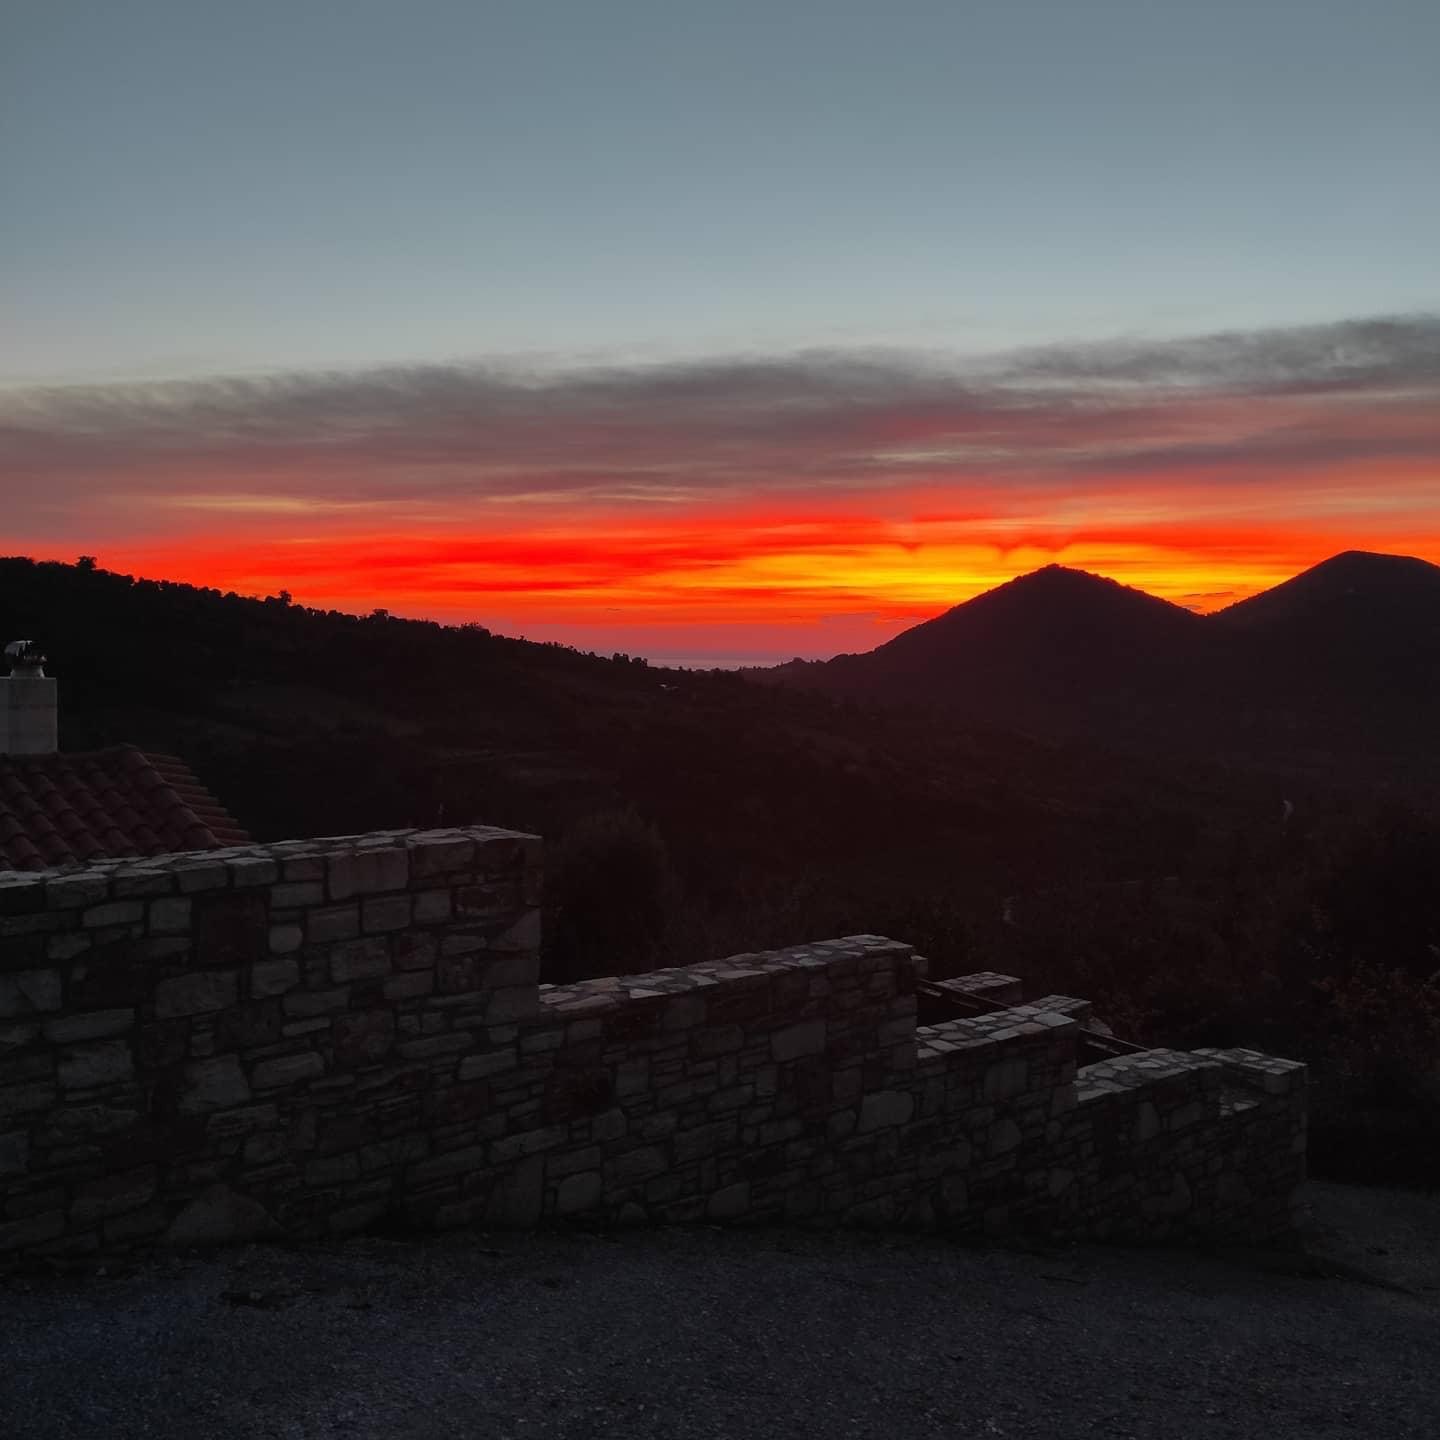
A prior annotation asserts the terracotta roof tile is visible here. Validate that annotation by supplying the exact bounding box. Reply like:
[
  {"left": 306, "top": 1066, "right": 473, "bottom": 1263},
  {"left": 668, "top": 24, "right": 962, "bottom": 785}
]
[{"left": 0, "top": 745, "right": 249, "bottom": 871}]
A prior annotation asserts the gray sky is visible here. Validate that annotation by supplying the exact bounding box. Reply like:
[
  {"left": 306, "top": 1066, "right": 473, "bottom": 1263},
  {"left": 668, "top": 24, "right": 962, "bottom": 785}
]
[{"left": 5, "top": 0, "right": 1438, "bottom": 385}]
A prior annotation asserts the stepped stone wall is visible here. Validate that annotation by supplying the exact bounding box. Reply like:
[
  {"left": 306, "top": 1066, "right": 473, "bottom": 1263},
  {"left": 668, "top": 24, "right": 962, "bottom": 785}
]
[{"left": 0, "top": 826, "right": 1305, "bottom": 1261}]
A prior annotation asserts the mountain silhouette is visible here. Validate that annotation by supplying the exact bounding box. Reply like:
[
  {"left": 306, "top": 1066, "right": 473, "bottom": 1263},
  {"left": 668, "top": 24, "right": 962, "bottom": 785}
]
[
  {"left": 773, "top": 551, "right": 1440, "bottom": 750},
  {"left": 1216, "top": 550, "right": 1440, "bottom": 711},
  {"left": 776, "top": 564, "right": 1218, "bottom": 733}
]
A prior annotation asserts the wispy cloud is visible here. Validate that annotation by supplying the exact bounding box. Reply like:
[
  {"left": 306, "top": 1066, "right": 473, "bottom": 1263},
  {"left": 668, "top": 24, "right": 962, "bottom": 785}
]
[{"left": 4, "top": 314, "right": 1438, "bottom": 531}]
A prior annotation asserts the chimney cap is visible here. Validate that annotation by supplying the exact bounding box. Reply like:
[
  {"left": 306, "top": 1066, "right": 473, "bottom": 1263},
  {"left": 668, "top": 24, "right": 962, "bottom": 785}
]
[{"left": 4, "top": 640, "right": 47, "bottom": 676}]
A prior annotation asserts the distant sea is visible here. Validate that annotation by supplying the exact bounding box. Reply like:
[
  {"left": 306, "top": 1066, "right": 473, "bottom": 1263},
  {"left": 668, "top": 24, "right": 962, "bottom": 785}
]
[{"left": 648, "top": 655, "right": 787, "bottom": 672}]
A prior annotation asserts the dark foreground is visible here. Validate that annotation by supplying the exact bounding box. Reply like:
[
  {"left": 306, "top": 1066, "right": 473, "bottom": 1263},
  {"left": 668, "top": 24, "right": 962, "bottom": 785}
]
[{"left": 2, "top": 1181, "right": 1436, "bottom": 1440}]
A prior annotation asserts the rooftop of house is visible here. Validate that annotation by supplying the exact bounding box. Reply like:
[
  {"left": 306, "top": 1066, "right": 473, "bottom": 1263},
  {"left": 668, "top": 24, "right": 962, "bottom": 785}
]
[{"left": 0, "top": 744, "right": 249, "bottom": 871}]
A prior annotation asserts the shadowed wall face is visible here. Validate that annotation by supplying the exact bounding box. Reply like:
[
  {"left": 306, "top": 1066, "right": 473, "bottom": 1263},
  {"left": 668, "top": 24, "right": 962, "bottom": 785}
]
[{"left": 0, "top": 828, "right": 1304, "bottom": 1259}]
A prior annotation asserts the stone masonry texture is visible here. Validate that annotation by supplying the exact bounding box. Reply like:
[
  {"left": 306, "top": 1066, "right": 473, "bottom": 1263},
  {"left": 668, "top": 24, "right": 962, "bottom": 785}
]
[{"left": 0, "top": 827, "right": 1306, "bottom": 1261}]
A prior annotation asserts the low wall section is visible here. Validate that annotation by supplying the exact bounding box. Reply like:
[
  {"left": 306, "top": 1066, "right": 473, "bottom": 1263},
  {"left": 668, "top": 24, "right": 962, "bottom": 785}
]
[{"left": 0, "top": 826, "right": 1305, "bottom": 1260}]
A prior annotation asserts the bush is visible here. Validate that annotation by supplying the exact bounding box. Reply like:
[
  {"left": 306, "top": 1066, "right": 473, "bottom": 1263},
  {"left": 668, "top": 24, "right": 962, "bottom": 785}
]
[{"left": 544, "top": 810, "right": 679, "bottom": 983}]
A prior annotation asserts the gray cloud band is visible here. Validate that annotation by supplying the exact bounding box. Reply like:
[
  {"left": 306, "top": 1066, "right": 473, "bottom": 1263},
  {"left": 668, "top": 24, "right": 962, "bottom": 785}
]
[{"left": 2, "top": 313, "right": 1437, "bottom": 519}]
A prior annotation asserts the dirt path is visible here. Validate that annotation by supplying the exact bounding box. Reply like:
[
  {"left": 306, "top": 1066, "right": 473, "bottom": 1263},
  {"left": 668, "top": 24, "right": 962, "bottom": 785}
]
[{"left": 1, "top": 1181, "right": 1435, "bottom": 1440}]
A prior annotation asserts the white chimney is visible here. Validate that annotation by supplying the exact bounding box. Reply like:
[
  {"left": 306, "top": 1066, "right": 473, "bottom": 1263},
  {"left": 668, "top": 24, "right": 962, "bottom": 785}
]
[{"left": 1, "top": 641, "right": 58, "bottom": 755}]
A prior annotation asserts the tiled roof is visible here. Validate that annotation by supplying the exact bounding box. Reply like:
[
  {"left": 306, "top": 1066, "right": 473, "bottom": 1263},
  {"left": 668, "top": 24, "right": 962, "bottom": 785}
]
[{"left": 0, "top": 745, "right": 249, "bottom": 871}]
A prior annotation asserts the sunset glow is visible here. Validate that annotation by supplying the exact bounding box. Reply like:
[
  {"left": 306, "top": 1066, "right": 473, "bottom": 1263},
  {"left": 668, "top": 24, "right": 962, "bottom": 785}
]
[
  {"left": 62, "top": 512, "right": 1439, "bottom": 663},
  {"left": 8, "top": 318, "right": 1439, "bottom": 661}
]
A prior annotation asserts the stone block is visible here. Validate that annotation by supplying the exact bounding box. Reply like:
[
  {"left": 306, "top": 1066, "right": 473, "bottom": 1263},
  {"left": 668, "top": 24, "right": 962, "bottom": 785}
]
[
  {"left": 384, "top": 971, "right": 434, "bottom": 1001},
  {"left": 226, "top": 856, "right": 279, "bottom": 888},
  {"left": 47, "top": 933, "right": 92, "bottom": 962},
  {"left": 555, "top": 1169, "right": 603, "bottom": 1215},
  {"left": 414, "top": 889, "right": 452, "bottom": 923},
  {"left": 693, "top": 1024, "right": 744, "bottom": 1058},
  {"left": 485, "top": 953, "right": 539, "bottom": 989},
  {"left": 858, "top": 1090, "right": 915, "bottom": 1133},
  {"left": 591, "top": 1108, "right": 628, "bottom": 1143},
  {"left": 43, "top": 1008, "right": 134, "bottom": 1044},
  {"left": 1146, "top": 1172, "right": 1193, "bottom": 1218},
  {"left": 489, "top": 910, "right": 540, "bottom": 953},
  {"left": 82, "top": 900, "right": 145, "bottom": 929},
  {"left": 486, "top": 1154, "right": 545, "bottom": 1226},
  {"left": 284, "top": 987, "right": 349, "bottom": 1018},
  {"left": 707, "top": 1181, "right": 751, "bottom": 1220},
  {"left": 270, "top": 881, "right": 324, "bottom": 909},
  {"left": 454, "top": 883, "right": 515, "bottom": 918},
  {"left": 112, "top": 868, "right": 177, "bottom": 899},
  {"left": 1168, "top": 1101, "right": 1205, "bottom": 1132},
  {"left": 490, "top": 1124, "right": 567, "bottom": 1163},
  {"left": 662, "top": 994, "right": 706, "bottom": 1031},
  {"left": 1136, "top": 1100, "right": 1160, "bottom": 1142},
  {"left": 137, "top": 1020, "right": 188, "bottom": 1068},
  {"left": 0, "top": 968, "right": 62, "bottom": 1018},
  {"left": 57, "top": 1040, "right": 133, "bottom": 1090},
  {"left": 394, "top": 933, "right": 438, "bottom": 971},
  {"left": 772, "top": 1020, "right": 826, "bottom": 1063},
  {"left": 180, "top": 1055, "right": 252, "bottom": 1112},
  {"left": 251, "top": 1051, "right": 325, "bottom": 1089},
  {"left": 330, "top": 938, "right": 391, "bottom": 983},
  {"left": 267, "top": 925, "right": 303, "bottom": 955},
  {"left": 605, "top": 1145, "right": 666, "bottom": 1186},
  {"left": 308, "top": 904, "right": 360, "bottom": 944},
  {"left": 0, "top": 1023, "right": 47, "bottom": 1070},
  {"left": 105, "top": 1203, "right": 171, "bottom": 1245},
  {"left": 410, "top": 834, "right": 475, "bottom": 880},
  {"left": 333, "top": 1009, "right": 396, "bottom": 1067},
  {"left": 408, "top": 1142, "right": 488, "bottom": 1184},
  {"left": 983, "top": 1057, "right": 1029, "bottom": 1102},
  {"left": 458, "top": 1048, "right": 518, "bottom": 1081},
  {"left": 45, "top": 873, "right": 109, "bottom": 910},
  {"left": 988, "top": 1117, "right": 1023, "bottom": 1156},
  {"left": 252, "top": 958, "right": 300, "bottom": 998},
  {"left": 206, "top": 1101, "right": 279, "bottom": 1140},
  {"left": 940, "top": 1174, "right": 969, "bottom": 1214},
  {"left": 0, "top": 1128, "right": 29, "bottom": 1175},
  {"left": 437, "top": 949, "right": 481, "bottom": 989},
  {"left": 149, "top": 897, "right": 192, "bottom": 934},
  {"left": 397, "top": 1032, "right": 474, "bottom": 1060},
  {"left": 0, "top": 910, "right": 59, "bottom": 938},
  {"left": 283, "top": 1018, "right": 331, "bottom": 1038},
  {"left": 329, "top": 846, "right": 408, "bottom": 900},
  {"left": 832, "top": 1067, "right": 863, "bottom": 1106},
  {"left": 485, "top": 985, "right": 538, "bottom": 1023},
  {"left": 219, "top": 1001, "right": 282, "bottom": 1049},
  {"left": 363, "top": 895, "right": 412, "bottom": 933},
  {"left": 155, "top": 969, "right": 238, "bottom": 1019},
  {"left": 0, "top": 1210, "right": 65, "bottom": 1252},
  {"left": 282, "top": 856, "right": 326, "bottom": 882},
  {"left": 174, "top": 860, "right": 229, "bottom": 893},
  {"left": 548, "top": 1145, "right": 602, "bottom": 1178},
  {"left": 164, "top": 1184, "right": 279, "bottom": 1247},
  {"left": 193, "top": 893, "right": 267, "bottom": 969},
  {"left": 71, "top": 1166, "right": 157, "bottom": 1224}
]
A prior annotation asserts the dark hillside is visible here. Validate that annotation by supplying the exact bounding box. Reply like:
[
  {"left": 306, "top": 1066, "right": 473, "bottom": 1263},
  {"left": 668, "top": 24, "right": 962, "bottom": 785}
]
[
  {"left": 771, "top": 553, "right": 1440, "bottom": 772},
  {"left": 1215, "top": 550, "right": 1440, "bottom": 710},
  {"left": 780, "top": 565, "right": 1218, "bottom": 736},
  {"left": 0, "top": 555, "right": 1225, "bottom": 948}
]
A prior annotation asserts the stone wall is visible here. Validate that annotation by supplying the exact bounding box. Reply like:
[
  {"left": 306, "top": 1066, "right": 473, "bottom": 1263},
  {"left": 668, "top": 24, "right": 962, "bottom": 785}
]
[{"left": 0, "top": 827, "right": 1305, "bottom": 1261}]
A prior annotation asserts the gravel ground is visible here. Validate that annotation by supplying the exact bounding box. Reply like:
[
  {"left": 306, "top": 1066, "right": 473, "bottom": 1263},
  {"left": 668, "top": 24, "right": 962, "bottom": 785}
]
[{"left": 1, "top": 1181, "right": 1436, "bottom": 1440}]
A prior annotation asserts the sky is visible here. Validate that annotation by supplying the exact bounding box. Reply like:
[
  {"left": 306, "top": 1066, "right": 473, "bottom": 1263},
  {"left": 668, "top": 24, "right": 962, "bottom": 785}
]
[{"left": 3, "top": 1, "right": 1438, "bottom": 664}]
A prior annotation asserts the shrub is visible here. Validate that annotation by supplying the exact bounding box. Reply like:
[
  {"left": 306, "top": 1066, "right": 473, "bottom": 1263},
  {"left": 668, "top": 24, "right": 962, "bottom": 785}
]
[{"left": 544, "top": 810, "right": 679, "bottom": 983}]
